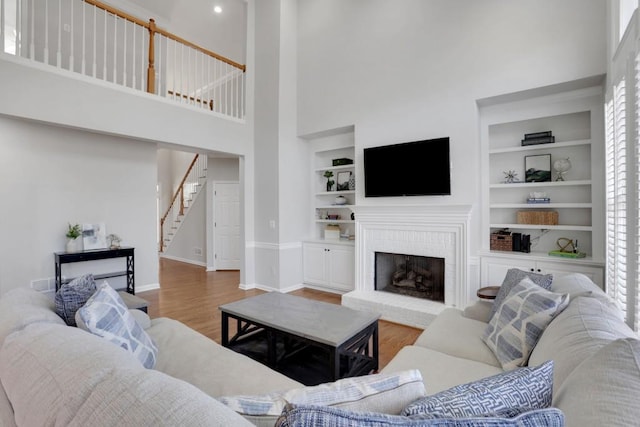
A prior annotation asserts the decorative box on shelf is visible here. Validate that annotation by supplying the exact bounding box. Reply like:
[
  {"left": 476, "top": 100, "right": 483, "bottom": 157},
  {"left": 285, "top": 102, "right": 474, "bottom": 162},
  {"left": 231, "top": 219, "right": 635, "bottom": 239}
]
[
  {"left": 324, "top": 224, "right": 341, "bottom": 240},
  {"left": 516, "top": 211, "right": 558, "bottom": 225},
  {"left": 332, "top": 158, "right": 353, "bottom": 166}
]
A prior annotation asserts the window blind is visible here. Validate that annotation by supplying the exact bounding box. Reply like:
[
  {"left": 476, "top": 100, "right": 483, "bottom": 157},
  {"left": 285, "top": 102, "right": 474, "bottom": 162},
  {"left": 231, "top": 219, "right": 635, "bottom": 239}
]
[{"left": 605, "top": 79, "right": 628, "bottom": 323}]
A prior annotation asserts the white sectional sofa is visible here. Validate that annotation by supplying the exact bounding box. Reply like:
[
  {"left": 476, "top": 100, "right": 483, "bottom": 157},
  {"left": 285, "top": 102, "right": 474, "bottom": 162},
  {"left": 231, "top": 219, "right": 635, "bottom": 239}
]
[
  {"left": 0, "top": 272, "right": 638, "bottom": 426},
  {"left": 382, "top": 273, "right": 640, "bottom": 426}
]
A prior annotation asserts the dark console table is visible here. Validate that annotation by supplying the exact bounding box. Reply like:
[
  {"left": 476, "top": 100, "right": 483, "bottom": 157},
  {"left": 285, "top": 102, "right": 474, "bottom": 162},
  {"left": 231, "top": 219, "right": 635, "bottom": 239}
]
[{"left": 54, "top": 247, "right": 135, "bottom": 294}]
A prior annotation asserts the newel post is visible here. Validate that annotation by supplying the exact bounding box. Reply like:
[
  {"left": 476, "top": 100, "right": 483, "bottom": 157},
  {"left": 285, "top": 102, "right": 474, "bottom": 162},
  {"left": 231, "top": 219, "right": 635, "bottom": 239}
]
[{"left": 146, "top": 18, "right": 156, "bottom": 94}]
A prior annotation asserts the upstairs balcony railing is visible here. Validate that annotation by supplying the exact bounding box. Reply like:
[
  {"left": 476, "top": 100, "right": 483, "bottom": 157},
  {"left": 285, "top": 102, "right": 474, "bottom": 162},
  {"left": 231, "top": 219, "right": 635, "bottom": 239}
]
[{"left": 1, "top": 0, "right": 246, "bottom": 120}]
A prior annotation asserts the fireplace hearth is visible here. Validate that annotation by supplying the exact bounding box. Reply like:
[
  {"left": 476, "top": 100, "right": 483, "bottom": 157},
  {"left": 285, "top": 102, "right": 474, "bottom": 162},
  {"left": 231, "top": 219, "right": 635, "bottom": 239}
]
[{"left": 375, "top": 252, "right": 444, "bottom": 302}]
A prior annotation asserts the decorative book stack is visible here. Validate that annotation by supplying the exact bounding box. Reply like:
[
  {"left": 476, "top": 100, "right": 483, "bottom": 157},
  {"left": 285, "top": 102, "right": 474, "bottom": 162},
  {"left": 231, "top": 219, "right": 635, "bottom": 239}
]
[
  {"left": 527, "top": 197, "right": 551, "bottom": 204},
  {"left": 521, "top": 131, "right": 555, "bottom": 146}
]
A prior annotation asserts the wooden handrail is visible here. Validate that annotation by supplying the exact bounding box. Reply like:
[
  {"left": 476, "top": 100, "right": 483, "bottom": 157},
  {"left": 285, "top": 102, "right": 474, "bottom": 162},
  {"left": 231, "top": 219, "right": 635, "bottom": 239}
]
[
  {"left": 155, "top": 28, "right": 246, "bottom": 72},
  {"left": 160, "top": 154, "right": 200, "bottom": 251},
  {"left": 168, "top": 91, "right": 214, "bottom": 110},
  {"left": 82, "top": 0, "right": 246, "bottom": 88},
  {"left": 83, "top": 0, "right": 149, "bottom": 27}
]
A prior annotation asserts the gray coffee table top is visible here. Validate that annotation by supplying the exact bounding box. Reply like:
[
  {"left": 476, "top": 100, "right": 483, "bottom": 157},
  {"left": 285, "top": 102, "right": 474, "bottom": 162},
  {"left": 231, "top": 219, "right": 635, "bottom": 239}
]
[{"left": 219, "top": 292, "right": 380, "bottom": 347}]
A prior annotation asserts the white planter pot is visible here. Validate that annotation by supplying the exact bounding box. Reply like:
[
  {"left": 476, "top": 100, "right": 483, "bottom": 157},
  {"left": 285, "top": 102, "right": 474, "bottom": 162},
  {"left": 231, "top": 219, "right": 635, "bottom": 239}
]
[{"left": 66, "top": 238, "right": 82, "bottom": 253}]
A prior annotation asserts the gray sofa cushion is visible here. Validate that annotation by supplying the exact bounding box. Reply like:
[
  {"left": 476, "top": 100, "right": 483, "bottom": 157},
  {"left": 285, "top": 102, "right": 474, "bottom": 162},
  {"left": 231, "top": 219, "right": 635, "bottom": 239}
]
[
  {"left": 146, "top": 317, "right": 302, "bottom": 397},
  {"left": 554, "top": 338, "right": 640, "bottom": 427},
  {"left": 0, "top": 323, "right": 252, "bottom": 426},
  {"left": 381, "top": 346, "right": 503, "bottom": 395},
  {"left": 490, "top": 268, "right": 553, "bottom": 319},
  {"left": 414, "top": 308, "right": 500, "bottom": 368},
  {"left": 529, "top": 295, "right": 635, "bottom": 390}
]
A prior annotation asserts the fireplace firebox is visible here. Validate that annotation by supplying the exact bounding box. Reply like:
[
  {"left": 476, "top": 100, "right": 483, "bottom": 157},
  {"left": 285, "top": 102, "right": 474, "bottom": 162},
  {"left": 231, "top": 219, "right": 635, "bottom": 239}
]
[{"left": 374, "top": 252, "right": 445, "bottom": 302}]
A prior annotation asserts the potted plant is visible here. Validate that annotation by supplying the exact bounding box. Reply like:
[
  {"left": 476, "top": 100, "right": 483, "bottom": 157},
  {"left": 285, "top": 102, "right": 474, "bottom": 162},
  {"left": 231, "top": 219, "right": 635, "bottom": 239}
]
[
  {"left": 323, "top": 171, "right": 335, "bottom": 192},
  {"left": 65, "top": 223, "right": 82, "bottom": 253}
]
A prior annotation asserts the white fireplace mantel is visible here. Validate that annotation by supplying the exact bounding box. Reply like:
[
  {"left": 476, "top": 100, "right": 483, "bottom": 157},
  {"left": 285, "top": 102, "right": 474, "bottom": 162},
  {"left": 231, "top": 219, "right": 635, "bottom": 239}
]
[{"left": 342, "top": 204, "right": 472, "bottom": 329}]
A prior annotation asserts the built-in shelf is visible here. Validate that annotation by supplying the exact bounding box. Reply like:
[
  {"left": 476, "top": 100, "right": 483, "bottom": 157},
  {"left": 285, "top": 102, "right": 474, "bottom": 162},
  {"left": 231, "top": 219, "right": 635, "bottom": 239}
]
[
  {"left": 317, "top": 205, "right": 355, "bottom": 209},
  {"left": 482, "top": 250, "right": 604, "bottom": 265},
  {"left": 490, "top": 203, "right": 593, "bottom": 209},
  {"left": 490, "top": 223, "right": 593, "bottom": 231},
  {"left": 315, "top": 190, "right": 356, "bottom": 196},
  {"left": 314, "top": 164, "right": 354, "bottom": 173},
  {"left": 490, "top": 180, "right": 592, "bottom": 189},
  {"left": 488, "top": 139, "right": 591, "bottom": 155}
]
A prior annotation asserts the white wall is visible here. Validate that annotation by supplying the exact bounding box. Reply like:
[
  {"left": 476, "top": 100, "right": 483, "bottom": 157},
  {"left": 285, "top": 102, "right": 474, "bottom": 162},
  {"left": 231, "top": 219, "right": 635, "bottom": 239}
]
[
  {"left": 0, "top": 115, "right": 158, "bottom": 295},
  {"left": 297, "top": 0, "right": 607, "bottom": 256}
]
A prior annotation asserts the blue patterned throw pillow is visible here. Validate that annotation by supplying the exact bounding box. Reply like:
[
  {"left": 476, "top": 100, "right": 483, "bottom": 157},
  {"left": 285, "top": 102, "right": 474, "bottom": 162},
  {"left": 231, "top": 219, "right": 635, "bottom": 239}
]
[
  {"left": 401, "top": 360, "right": 554, "bottom": 418},
  {"left": 484, "top": 278, "right": 569, "bottom": 370},
  {"left": 490, "top": 269, "right": 553, "bottom": 319},
  {"left": 76, "top": 282, "right": 158, "bottom": 368},
  {"left": 275, "top": 404, "right": 565, "bottom": 427},
  {"left": 54, "top": 274, "right": 97, "bottom": 326}
]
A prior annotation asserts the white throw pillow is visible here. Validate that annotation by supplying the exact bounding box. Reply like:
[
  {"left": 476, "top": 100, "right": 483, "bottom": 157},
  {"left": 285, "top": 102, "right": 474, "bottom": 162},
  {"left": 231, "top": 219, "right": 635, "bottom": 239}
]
[
  {"left": 76, "top": 282, "right": 158, "bottom": 369},
  {"left": 483, "top": 277, "right": 569, "bottom": 370},
  {"left": 219, "top": 370, "right": 425, "bottom": 426}
]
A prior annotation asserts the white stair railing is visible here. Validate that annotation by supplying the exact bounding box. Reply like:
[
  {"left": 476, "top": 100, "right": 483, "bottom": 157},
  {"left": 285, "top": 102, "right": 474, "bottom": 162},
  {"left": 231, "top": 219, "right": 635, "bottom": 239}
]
[
  {"left": 1, "top": 0, "right": 245, "bottom": 120},
  {"left": 160, "top": 154, "right": 207, "bottom": 252}
]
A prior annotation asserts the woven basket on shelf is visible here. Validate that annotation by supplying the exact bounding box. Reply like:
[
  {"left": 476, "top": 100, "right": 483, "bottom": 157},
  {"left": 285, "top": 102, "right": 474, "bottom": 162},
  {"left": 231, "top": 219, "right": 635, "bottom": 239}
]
[
  {"left": 490, "top": 234, "right": 513, "bottom": 251},
  {"left": 516, "top": 211, "right": 559, "bottom": 225}
]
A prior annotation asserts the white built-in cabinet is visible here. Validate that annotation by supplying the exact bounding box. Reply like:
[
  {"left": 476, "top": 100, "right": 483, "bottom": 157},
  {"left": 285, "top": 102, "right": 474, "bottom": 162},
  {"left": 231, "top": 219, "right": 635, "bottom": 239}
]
[
  {"left": 479, "top": 82, "right": 605, "bottom": 288},
  {"left": 302, "top": 129, "right": 356, "bottom": 293},
  {"left": 480, "top": 252, "right": 604, "bottom": 287},
  {"left": 303, "top": 241, "right": 355, "bottom": 292}
]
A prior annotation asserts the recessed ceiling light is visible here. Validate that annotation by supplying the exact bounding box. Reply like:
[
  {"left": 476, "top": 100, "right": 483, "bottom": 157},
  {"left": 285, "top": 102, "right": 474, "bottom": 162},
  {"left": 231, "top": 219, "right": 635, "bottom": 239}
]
[{"left": 214, "top": 5, "right": 222, "bottom": 14}]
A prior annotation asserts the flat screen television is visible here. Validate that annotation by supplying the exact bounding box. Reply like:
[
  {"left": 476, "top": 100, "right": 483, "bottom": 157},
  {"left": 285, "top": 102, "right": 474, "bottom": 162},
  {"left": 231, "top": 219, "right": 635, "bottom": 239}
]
[{"left": 363, "top": 137, "right": 451, "bottom": 197}]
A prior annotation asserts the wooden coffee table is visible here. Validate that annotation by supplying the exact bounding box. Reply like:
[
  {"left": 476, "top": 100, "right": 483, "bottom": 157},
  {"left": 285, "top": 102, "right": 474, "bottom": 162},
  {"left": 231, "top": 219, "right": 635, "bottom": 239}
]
[{"left": 219, "top": 292, "right": 380, "bottom": 385}]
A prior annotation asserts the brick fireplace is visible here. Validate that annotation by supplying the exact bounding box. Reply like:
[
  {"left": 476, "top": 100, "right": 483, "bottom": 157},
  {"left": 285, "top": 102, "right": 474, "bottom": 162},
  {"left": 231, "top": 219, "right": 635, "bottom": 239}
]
[{"left": 342, "top": 205, "right": 472, "bottom": 329}]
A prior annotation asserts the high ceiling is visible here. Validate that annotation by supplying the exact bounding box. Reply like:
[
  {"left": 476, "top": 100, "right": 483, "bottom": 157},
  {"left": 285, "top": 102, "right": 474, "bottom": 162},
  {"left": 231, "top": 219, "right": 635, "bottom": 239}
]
[{"left": 124, "top": 0, "right": 247, "bottom": 63}]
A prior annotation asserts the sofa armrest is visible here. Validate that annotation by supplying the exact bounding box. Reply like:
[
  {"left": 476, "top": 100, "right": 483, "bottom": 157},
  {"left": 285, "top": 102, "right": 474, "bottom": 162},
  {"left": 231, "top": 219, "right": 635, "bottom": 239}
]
[
  {"left": 462, "top": 301, "right": 493, "bottom": 323},
  {"left": 129, "top": 309, "right": 151, "bottom": 329}
]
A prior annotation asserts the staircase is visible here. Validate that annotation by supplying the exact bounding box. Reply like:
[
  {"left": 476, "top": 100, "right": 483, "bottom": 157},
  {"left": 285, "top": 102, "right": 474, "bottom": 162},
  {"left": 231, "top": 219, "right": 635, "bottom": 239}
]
[{"left": 160, "top": 154, "right": 207, "bottom": 252}]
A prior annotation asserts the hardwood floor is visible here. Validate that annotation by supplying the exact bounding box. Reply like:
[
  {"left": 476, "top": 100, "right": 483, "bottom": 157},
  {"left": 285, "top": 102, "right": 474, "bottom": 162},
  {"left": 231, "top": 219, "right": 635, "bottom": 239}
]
[{"left": 140, "top": 258, "right": 422, "bottom": 369}]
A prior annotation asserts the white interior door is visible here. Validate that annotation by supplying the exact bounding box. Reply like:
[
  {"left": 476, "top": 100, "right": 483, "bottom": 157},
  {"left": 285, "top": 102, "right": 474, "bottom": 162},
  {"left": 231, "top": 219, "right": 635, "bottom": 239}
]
[{"left": 213, "top": 182, "right": 240, "bottom": 270}]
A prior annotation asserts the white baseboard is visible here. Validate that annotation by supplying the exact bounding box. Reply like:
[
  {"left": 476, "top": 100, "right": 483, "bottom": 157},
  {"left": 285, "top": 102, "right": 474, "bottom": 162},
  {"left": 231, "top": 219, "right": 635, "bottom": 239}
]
[
  {"left": 159, "top": 253, "right": 206, "bottom": 267},
  {"left": 238, "top": 282, "right": 305, "bottom": 293},
  {"left": 136, "top": 283, "right": 160, "bottom": 293}
]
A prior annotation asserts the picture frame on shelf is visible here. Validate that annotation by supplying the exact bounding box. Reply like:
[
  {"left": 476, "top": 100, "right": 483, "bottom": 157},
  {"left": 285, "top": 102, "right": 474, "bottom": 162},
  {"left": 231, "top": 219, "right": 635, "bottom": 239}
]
[
  {"left": 525, "top": 154, "right": 551, "bottom": 182},
  {"left": 336, "top": 171, "right": 352, "bottom": 191}
]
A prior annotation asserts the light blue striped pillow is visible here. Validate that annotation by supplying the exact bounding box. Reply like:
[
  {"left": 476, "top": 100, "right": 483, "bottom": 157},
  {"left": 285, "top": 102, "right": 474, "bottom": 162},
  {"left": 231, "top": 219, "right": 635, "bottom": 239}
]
[
  {"left": 76, "top": 282, "right": 158, "bottom": 368},
  {"left": 484, "top": 278, "right": 569, "bottom": 370}
]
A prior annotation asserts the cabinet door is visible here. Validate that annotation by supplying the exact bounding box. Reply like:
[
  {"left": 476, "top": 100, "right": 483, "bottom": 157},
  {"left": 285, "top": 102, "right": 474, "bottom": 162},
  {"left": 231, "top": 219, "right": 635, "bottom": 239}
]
[
  {"left": 481, "top": 256, "right": 534, "bottom": 286},
  {"left": 327, "top": 245, "right": 355, "bottom": 291},
  {"left": 536, "top": 261, "right": 604, "bottom": 288},
  {"left": 303, "top": 244, "right": 328, "bottom": 286}
]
